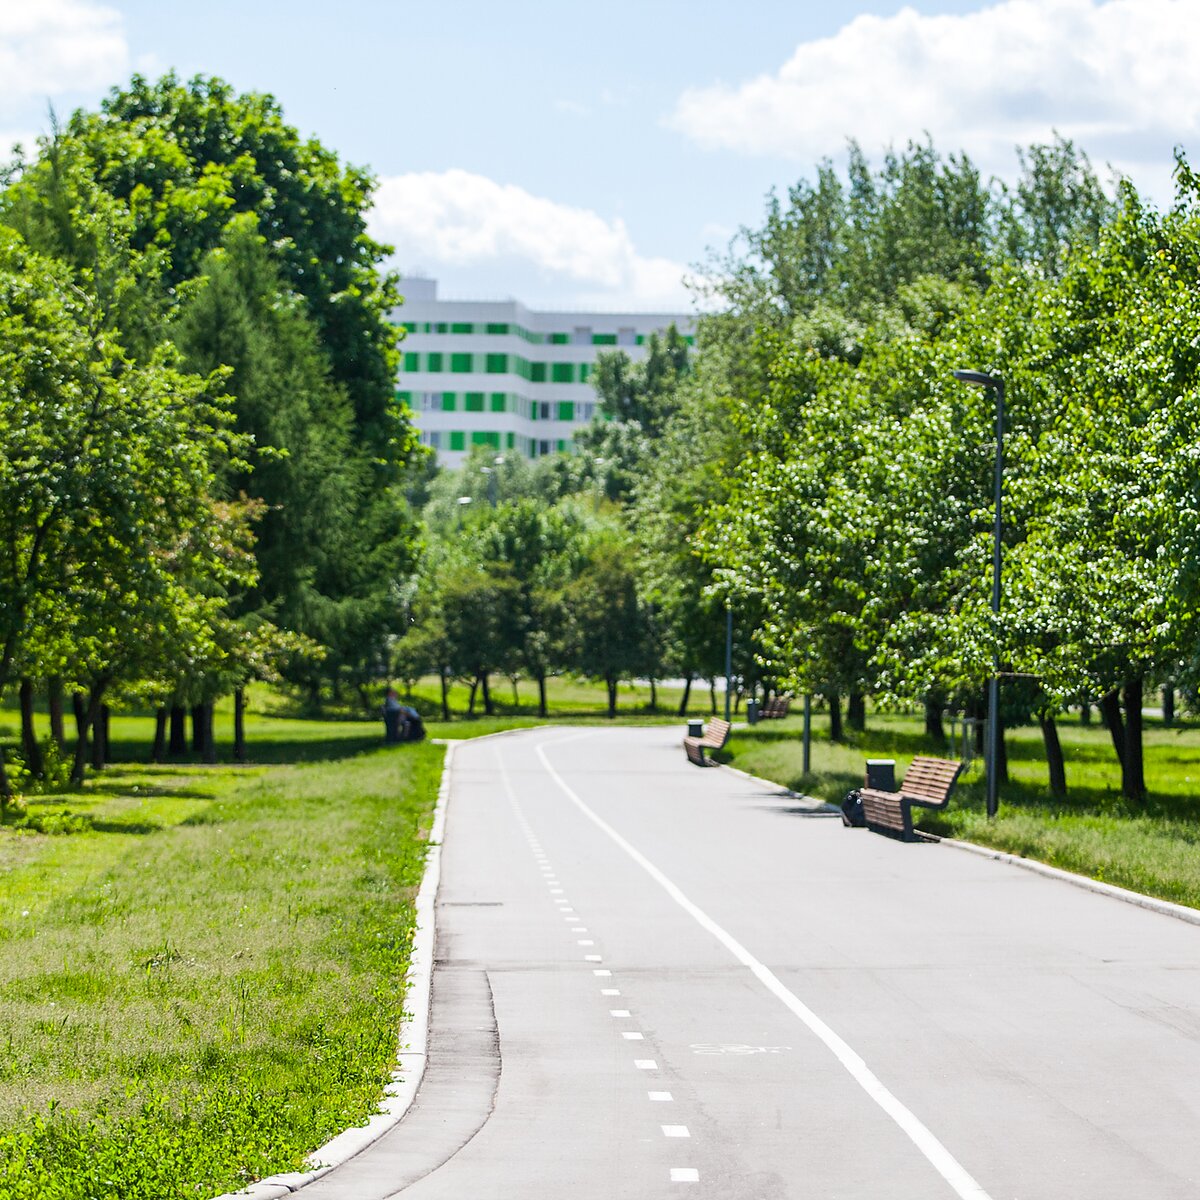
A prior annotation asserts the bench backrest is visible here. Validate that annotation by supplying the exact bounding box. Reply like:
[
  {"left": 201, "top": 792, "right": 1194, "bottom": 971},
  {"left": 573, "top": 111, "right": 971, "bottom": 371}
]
[
  {"left": 901, "top": 756, "right": 963, "bottom": 804},
  {"left": 704, "top": 718, "right": 732, "bottom": 747}
]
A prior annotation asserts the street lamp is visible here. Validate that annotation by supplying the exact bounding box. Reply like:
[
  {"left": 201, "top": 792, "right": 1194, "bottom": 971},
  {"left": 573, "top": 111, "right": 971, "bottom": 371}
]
[{"left": 952, "top": 369, "right": 1004, "bottom": 819}]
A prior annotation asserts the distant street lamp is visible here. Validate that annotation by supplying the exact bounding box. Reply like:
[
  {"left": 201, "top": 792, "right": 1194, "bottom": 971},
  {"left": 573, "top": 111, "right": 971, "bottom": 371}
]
[{"left": 952, "top": 369, "right": 1004, "bottom": 819}]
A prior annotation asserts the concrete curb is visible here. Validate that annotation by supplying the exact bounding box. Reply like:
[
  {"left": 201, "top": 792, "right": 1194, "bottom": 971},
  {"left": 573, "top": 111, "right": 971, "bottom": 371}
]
[
  {"left": 937, "top": 835, "right": 1200, "bottom": 928},
  {"left": 210, "top": 741, "right": 457, "bottom": 1199}
]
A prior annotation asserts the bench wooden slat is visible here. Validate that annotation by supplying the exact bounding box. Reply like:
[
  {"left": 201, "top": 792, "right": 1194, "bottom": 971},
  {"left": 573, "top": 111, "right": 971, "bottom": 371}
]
[
  {"left": 683, "top": 717, "right": 731, "bottom": 766},
  {"left": 862, "top": 755, "right": 963, "bottom": 839}
]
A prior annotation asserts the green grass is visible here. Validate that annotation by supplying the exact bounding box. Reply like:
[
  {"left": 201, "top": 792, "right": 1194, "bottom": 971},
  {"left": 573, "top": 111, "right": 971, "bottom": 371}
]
[
  {"left": 0, "top": 730, "right": 444, "bottom": 1199},
  {"left": 722, "top": 709, "right": 1200, "bottom": 910}
]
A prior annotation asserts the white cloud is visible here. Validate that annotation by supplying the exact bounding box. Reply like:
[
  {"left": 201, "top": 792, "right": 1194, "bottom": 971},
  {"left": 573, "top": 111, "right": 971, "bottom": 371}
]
[
  {"left": 0, "top": 0, "right": 128, "bottom": 104},
  {"left": 667, "top": 0, "right": 1200, "bottom": 188},
  {"left": 369, "top": 169, "right": 693, "bottom": 311}
]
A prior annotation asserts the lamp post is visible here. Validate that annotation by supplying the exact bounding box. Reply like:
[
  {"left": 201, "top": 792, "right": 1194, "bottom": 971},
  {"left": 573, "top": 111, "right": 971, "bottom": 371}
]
[
  {"left": 952, "top": 369, "right": 1004, "bottom": 819},
  {"left": 724, "top": 606, "right": 733, "bottom": 722}
]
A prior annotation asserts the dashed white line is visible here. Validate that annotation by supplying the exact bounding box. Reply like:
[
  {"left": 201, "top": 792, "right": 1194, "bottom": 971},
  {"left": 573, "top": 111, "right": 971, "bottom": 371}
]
[
  {"left": 537, "top": 734, "right": 995, "bottom": 1200},
  {"left": 593, "top": 969, "right": 611, "bottom": 977},
  {"left": 648, "top": 1091, "right": 673, "bottom": 1102},
  {"left": 577, "top": 939, "right": 595, "bottom": 946},
  {"left": 662, "top": 1125, "right": 690, "bottom": 1138},
  {"left": 634, "top": 1059, "right": 657, "bottom": 1070},
  {"left": 670, "top": 1168, "right": 699, "bottom": 1183},
  {"left": 571, "top": 926, "right": 588, "bottom": 933},
  {"left": 621, "top": 1031, "right": 644, "bottom": 1041},
  {"left": 601, "top": 988, "right": 621, "bottom": 996},
  {"left": 610, "top": 1009, "right": 631, "bottom": 1017}
]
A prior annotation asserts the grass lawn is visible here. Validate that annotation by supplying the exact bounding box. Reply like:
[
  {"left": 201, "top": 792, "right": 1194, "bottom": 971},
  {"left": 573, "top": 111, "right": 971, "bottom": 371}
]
[
  {"left": 722, "top": 709, "right": 1200, "bottom": 910},
  {"left": 0, "top": 720, "right": 443, "bottom": 1200}
]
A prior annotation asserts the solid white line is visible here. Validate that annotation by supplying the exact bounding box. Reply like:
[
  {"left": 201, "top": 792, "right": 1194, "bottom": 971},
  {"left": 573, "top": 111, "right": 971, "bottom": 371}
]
[
  {"left": 662, "top": 1125, "right": 690, "bottom": 1138},
  {"left": 536, "top": 735, "right": 994, "bottom": 1200}
]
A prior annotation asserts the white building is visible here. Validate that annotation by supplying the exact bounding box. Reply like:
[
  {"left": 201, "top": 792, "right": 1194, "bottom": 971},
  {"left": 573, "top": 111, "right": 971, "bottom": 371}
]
[{"left": 394, "top": 278, "right": 694, "bottom": 466}]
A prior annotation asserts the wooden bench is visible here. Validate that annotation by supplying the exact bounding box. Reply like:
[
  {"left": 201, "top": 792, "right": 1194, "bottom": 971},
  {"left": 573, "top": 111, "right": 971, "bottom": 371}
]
[
  {"left": 860, "top": 756, "right": 963, "bottom": 840},
  {"left": 683, "top": 717, "right": 731, "bottom": 766},
  {"left": 759, "top": 696, "right": 790, "bottom": 719}
]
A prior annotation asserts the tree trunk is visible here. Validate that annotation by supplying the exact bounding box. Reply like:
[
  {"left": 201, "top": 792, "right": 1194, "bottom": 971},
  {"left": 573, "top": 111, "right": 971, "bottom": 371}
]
[
  {"left": 1079, "top": 700, "right": 1092, "bottom": 725},
  {"left": 0, "top": 751, "right": 10, "bottom": 804},
  {"left": 90, "top": 704, "right": 109, "bottom": 771},
  {"left": 1099, "top": 688, "right": 1125, "bottom": 768},
  {"left": 924, "top": 695, "right": 945, "bottom": 741},
  {"left": 828, "top": 692, "right": 843, "bottom": 743},
  {"left": 169, "top": 705, "right": 187, "bottom": 757},
  {"left": 536, "top": 672, "right": 547, "bottom": 719},
  {"left": 73, "top": 691, "right": 87, "bottom": 741},
  {"left": 71, "top": 681, "right": 107, "bottom": 786},
  {"left": 709, "top": 680, "right": 717, "bottom": 715},
  {"left": 234, "top": 688, "right": 246, "bottom": 763},
  {"left": 152, "top": 708, "right": 167, "bottom": 763},
  {"left": 467, "top": 676, "right": 479, "bottom": 716},
  {"left": 202, "top": 703, "right": 217, "bottom": 765},
  {"left": 1038, "top": 712, "right": 1066, "bottom": 798},
  {"left": 191, "top": 704, "right": 205, "bottom": 753},
  {"left": 677, "top": 674, "right": 693, "bottom": 717},
  {"left": 848, "top": 690, "right": 866, "bottom": 733},
  {"left": 439, "top": 669, "right": 450, "bottom": 720},
  {"left": 19, "top": 678, "right": 43, "bottom": 780},
  {"left": 607, "top": 675, "right": 618, "bottom": 718},
  {"left": 481, "top": 671, "right": 493, "bottom": 716},
  {"left": 1122, "top": 677, "right": 1145, "bottom": 803},
  {"left": 649, "top": 678, "right": 658, "bottom": 712},
  {"left": 48, "top": 678, "right": 65, "bottom": 747},
  {"left": 1162, "top": 684, "right": 1175, "bottom": 727}
]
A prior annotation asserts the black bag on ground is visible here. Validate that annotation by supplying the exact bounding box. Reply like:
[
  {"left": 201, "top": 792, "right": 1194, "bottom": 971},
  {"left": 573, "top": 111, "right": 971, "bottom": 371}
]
[{"left": 840, "top": 788, "right": 866, "bottom": 828}]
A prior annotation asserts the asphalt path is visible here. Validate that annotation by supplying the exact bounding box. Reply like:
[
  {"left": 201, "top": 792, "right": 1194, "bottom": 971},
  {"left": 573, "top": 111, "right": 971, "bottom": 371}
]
[{"left": 301, "top": 725, "right": 1200, "bottom": 1199}]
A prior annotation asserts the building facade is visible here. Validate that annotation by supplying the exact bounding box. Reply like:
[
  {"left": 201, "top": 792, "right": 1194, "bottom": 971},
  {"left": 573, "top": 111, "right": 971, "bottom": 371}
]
[{"left": 394, "top": 278, "right": 693, "bottom": 467}]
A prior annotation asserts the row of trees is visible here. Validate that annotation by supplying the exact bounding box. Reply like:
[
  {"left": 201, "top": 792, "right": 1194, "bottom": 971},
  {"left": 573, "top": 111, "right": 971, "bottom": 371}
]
[
  {"left": 0, "top": 74, "right": 423, "bottom": 795},
  {"left": 398, "top": 135, "right": 1200, "bottom": 805}
]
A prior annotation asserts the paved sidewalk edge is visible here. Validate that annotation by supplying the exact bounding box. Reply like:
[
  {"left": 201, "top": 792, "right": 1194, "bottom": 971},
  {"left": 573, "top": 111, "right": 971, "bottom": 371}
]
[
  {"left": 211, "top": 741, "right": 457, "bottom": 1200},
  {"left": 938, "top": 835, "right": 1200, "bottom": 928},
  {"left": 721, "top": 756, "right": 1200, "bottom": 928},
  {"left": 716, "top": 761, "right": 841, "bottom": 814}
]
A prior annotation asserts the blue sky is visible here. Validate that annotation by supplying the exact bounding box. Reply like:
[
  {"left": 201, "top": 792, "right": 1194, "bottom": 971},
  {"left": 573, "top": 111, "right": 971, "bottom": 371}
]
[{"left": 3, "top": 1, "right": 1198, "bottom": 310}]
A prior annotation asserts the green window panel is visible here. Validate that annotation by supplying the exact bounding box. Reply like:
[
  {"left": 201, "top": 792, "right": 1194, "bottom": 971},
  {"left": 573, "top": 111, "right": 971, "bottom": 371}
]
[
  {"left": 580, "top": 363, "right": 591, "bottom": 382},
  {"left": 636, "top": 334, "right": 646, "bottom": 345},
  {"left": 394, "top": 390, "right": 412, "bottom": 404},
  {"left": 505, "top": 432, "right": 515, "bottom": 449},
  {"left": 451, "top": 353, "right": 473, "bottom": 372},
  {"left": 684, "top": 335, "right": 696, "bottom": 345},
  {"left": 441, "top": 392, "right": 457, "bottom": 411},
  {"left": 486, "top": 323, "right": 509, "bottom": 335},
  {"left": 398, "top": 322, "right": 415, "bottom": 333},
  {"left": 486, "top": 353, "right": 508, "bottom": 374},
  {"left": 465, "top": 392, "right": 484, "bottom": 412},
  {"left": 557, "top": 401, "right": 574, "bottom": 421},
  {"left": 592, "top": 333, "right": 617, "bottom": 345},
  {"left": 451, "top": 322, "right": 473, "bottom": 334},
  {"left": 449, "top": 431, "right": 465, "bottom": 451},
  {"left": 490, "top": 392, "right": 507, "bottom": 413},
  {"left": 556, "top": 439, "right": 566, "bottom": 452},
  {"left": 530, "top": 362, "right": 546, "bottom": 383},
  {"left": 549, "top": 332, "right": 569, "bottom": 345},
  {"left": 403, "top": 352, "right": 419, "bottom": 372},
  {"left": 435, "top": 323, "right": 448, "bottom": 334},
  {"left": 470, "top": 430, "right": 500, "bottom": 447},
  {"left": 427, "top": 352, "right": 444, "bottom": 372},
  {"left": 551, "top": 362, "right": 573, "bottom": 384}
]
